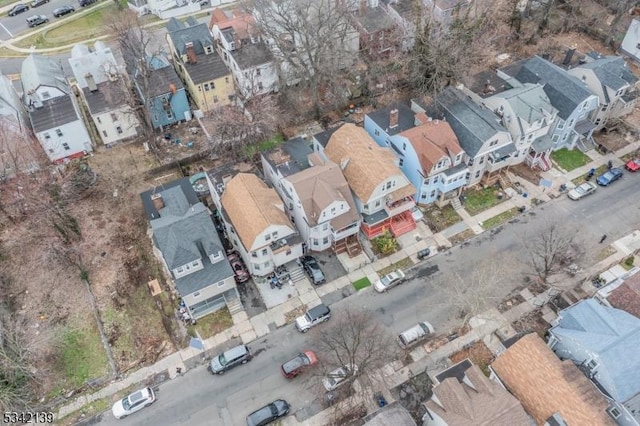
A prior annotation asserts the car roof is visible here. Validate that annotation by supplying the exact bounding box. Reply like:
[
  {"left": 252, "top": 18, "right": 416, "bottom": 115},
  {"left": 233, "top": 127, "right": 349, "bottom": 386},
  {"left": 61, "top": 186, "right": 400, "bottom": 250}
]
[
  {"left": 224, "top": 344, "right": 248, "bottom": 358},
  {"left": 308, "top": 304, "right": 329, "bottom": 316}
]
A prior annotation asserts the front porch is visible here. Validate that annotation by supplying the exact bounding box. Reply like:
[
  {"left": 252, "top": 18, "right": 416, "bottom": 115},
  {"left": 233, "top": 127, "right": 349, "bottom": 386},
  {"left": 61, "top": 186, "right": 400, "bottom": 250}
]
[
  {"left": 332, "top": 234, "right": 363, "bottom": 257},
  {"left": 361, "top": 209, "right": 416, "bottom": 239}
]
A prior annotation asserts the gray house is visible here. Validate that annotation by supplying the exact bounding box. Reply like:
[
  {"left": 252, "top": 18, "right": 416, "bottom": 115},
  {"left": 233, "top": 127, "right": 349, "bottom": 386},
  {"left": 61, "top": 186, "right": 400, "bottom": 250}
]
[
  {"left": 499, "top": 56, "right": 599, "bottom": 151},
  {"left": 548, "top": 299, "right": 640, "bottom": 426},
  {"left": 141, "top": 178, "right": 241, "bottom": 320},
  {"left": 620, "top": 19, "right": 640, "bottom": 64}
]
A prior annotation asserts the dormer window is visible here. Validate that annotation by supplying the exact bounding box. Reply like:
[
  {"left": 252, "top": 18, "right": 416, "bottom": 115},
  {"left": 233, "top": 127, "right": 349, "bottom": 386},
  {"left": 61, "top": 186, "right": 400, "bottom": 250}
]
[
  {"left": 587, "top": 359, "right": 598, "bottom": 370},
  {"left": 265, "top": 233, "right": 271, "bottom": 241},
  {"left": 42, "top": 91, "right": 50, "bottom": 99}
]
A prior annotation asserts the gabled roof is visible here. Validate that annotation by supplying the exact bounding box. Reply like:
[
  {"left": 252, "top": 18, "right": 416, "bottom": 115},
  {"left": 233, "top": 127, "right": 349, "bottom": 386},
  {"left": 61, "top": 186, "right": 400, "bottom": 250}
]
[
  {"left": 425, "top": 364, "right": 530, "bottom": 426},
  {"left": 220, "top": 173, "right": 293, "bottom": 250},
  {"left": 285, "top": 160, "right": 359, "bottom": 228},
  {"left": 183, "top": 50, "right": 230, "bottom": 84},
  {"left": 577, "top": 55, "right": 638, "bottom": 91},
  {"left": 550, "top": 298, "right": 640, "bottom": 403},
  {"left": 433, "top": 87, "right": 507, "bottom": 157},
  {"left": 608, "top": 273, "right": 640, "bottom": 319},
  {"left": 29, "top": 96, "right": 80, "bottom": 133},
  {"left": 148, "top": 66, "right": 185, "bottom": 99},
  {"left": 21, "top": 53, "right": 68, "bottom": 95},
  {"left": 263, "top": 137, "right": 313, "bottom": 178},
  {"left": 398, "top": 114, "right": 462, "bottom": 174},
  {"left": 500, "top": 56, "right": 594, "bottom": 119},
  {"left": 324, "top": 123, "right": 414, "bottom": 202},
  {"left": 210, "top": 7, "right": 255, "bottom": 39},
  {"left": 82, "top": 80, "right": 130, "bottom": 115},
  {"left": 230, "top": 42, "right": 274, "bottom": 70},
  {"left": 491, "top": 333, "right": 614, "bottom": 425},
  {"left": 366, "top": 102, "right": 416, "bottom": 136},
  {"left": 492, "top": 83, "right": 556, "bottom": 126},
  {"left": 167, "top": 17, "right": 214, "bottom": 56}
]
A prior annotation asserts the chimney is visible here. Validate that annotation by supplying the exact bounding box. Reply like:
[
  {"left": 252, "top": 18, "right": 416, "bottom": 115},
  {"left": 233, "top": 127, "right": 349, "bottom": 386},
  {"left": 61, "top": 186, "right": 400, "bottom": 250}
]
[
  {"left": 169, "top": 83, "right": 177, "bottom": 94},
  {"left": 389, "top": 108, "right": 399, "bottom": 128},
  {"left": 563, "top": 47, "right": 576, "bottom": 66},
  {"left": 185, "top": 42, "right": 197, "bottom": 64},
  {"left": 151, "top": 193, "right": 164, "bottom": 211},
  {"left": 85, "top": 73, "right": 98, "bottom": 92}
]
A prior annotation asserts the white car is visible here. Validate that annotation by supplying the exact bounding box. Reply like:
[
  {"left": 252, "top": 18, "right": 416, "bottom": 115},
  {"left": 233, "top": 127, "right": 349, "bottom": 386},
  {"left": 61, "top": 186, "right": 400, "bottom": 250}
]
[
  {"left": 322, "top": 365, "right": 359, "bottom": 391},
  {"left": 112, "top": 387, "right": 156, "bottom": 420},
  {"left": 567, "top": 181, "right": 597, "bottom": 200},
  {"left": 373, "top": 269, "right": 406, "bottom": 293}
]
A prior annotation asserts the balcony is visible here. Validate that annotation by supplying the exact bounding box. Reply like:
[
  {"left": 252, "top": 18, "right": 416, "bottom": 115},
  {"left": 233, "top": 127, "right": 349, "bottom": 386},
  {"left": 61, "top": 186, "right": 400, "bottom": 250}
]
[
  {"left": 386, "top": 195, "right": 414, "bottom": 217},
  {"left": 331, "top": 221, "right": 359, "bottom": 240}
]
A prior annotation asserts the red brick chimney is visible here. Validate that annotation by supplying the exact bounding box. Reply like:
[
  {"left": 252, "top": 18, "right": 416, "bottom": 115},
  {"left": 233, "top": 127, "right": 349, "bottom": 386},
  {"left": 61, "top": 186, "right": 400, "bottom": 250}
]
[
  {"left": 389, "top": 108, "right": 399, "bottom": 128},
  {"left": 185, "top": 42, "right": 197, "bottom": 65}
]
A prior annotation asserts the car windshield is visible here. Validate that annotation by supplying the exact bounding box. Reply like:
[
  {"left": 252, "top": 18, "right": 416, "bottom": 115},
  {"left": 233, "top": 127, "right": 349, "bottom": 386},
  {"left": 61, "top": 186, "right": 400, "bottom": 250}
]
[
  {"left": 218, "top": 354, "right": 227, "bottom": 365},
  {"left": 603, "top": 172, "right": 613, "bottom": 180},
  {"left": 121, "top": 396, "right": 131, "bottom": 410},
  {"left": 381, "top": 275, "right": 394, "bottom": 286},
  {"left": 576, "top": 185, "right": 588, "bottom": 194}
]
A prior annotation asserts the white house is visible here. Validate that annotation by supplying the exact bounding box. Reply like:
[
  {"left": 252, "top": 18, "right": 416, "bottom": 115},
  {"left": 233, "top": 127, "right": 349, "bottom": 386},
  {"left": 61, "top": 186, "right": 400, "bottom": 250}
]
[
  {"left": 21, "top": 54, "right": 93, "bottom": 164},
  {"left": 127, "top": 0, "right": 201, "bottom": 20},
  {"left": 567, "top": 53, "right": 639, "bottom": 132},
  {"left": 620, "top": 19, "right": 640, "bottom": 64},
  {"left": 69, "top": 42, "right": 141, "bottom": 145}
]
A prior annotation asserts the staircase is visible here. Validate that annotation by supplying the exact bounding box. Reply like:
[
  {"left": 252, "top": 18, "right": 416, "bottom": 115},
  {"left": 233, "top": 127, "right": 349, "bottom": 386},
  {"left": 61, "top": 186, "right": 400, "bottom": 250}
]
[
  {"left": 451, "top": 197, "right": 463, "bottom": 211},
  {"left": 288, "top": 266, "right": 305, "bottom": 283},
  {"left": 225, "top": 290, "right": 244, "bottom": 315}
]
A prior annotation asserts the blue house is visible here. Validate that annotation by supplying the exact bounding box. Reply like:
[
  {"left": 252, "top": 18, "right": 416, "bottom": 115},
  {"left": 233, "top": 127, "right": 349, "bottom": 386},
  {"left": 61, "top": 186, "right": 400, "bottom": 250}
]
[
  {"left": 364, "top": 103, "right": 467, "bottom": 206},
  {"left": 130, "top": 54, "right": 190, "bottom": 129},
  {"left": 548, "top": 299, "right": 640, "bottom": 426}
]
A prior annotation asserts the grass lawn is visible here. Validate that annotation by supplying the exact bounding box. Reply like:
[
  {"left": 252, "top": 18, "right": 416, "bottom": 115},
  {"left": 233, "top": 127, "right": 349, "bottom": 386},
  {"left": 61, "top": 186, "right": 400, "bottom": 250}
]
[
  {"left": 480, "top": 208, "right": 520, "bottom": 230},
  {"left": 54, "top": 324, "right": 109, "bottom": 392},
  {"left": 550, "top": 148, "right": 591, "bottom": 172},
  {"left": 0, "top": 47, "right": 26, "bottom": 57},
  {"left": 377, "top": 257, "right": 413, "bottom": 276},
  {"left": 187, "top": 307, "right": 233, "bottom": 339},
  {"left": 352, "top": 276, "right": 371, "bottom": 291},
  {"left": 244, "top": 134, "right": 284, "bottom": 157},
  {"left": 571, "top": 164, "right": 607, "bottom": 185},
  {"left": 462, "top": 186, "right": 503, "bottom": 215},
  {"left": 424, "top": 204, "right": 461, "bottom": 232}
]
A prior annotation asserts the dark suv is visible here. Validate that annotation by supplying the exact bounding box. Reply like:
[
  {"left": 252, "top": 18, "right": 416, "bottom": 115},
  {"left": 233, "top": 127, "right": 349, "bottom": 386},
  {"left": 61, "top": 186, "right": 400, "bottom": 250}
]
[
  {"left": 8, "top": 3, "right": 29, "bottom": 16},
  {"left": 79, "top": 0, "right": 97, "bottom": 6},
  {"left": 301, "top": 255, "right": 326, "bottom": 285},
  {"left": 246, "top": 399, "right": 289, "bottom": 426}
]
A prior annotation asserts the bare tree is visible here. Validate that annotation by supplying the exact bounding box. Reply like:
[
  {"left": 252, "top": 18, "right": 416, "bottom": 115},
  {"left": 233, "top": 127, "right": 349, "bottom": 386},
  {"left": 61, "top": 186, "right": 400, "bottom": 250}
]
[
  {"left": 520, "top": 221, "right": 585, "bottom": 286},
  {"left": 248, "top": 0, "right": 357, "bottom": 117},
  {"left": 308, "top": 307, "right": 397, "bottom": 424}
]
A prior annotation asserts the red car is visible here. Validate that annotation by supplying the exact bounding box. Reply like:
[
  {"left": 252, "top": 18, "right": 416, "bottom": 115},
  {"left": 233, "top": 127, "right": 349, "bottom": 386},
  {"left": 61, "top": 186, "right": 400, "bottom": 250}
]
[
  {"left": 280, "top": 351, "right": 318, "bottom": 378},
  {"left": 625, "top": 158, "right": 640, "bottom": 172},
  {"left": 230, "top": 258, "right": 250, "bottom": 283}
]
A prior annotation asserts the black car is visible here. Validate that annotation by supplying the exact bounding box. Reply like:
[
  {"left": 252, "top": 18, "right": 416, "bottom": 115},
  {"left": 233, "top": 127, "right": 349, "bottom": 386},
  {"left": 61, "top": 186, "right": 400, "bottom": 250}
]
[
  {"left": 246, "top": 399, "right": 289, "bottom": 426},
  {"left": 300, "top": 255, "right": 325, "bottom": 285},
  {"left": 53, "top": 5, "right": 75, "bottom": 16},
  {"left": 31, "top": 0, "right": 49, "bottom": 7},
  {"left": 26, "top": 14, "right": 48, "bottom": 27},
  {"left": 8, "top": 3, "right": 29, "bottom": 16},
  {"left": 79, "top": 0, "right": 97, "bottom": 6}
]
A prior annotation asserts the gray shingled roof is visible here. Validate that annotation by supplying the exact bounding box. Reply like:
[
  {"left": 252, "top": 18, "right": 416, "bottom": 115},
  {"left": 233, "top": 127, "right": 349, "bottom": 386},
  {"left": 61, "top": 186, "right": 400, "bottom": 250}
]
[
  {"left": 434, "top": 87, "right": 506, "bottom": 157},
  {"left": 578, "top": 56, "right": 638, "bottom": 91},
  {"left": 263, "top": 137, "right": 313, "bottom": 178},
  {"left": 82, "top": 80, "right": 129, "bottom": 115},
  {"left": 496, "top": 83, "right": 556, "bottom": 125},
  {"left": 550, "top": 299, "right": 640, "bottom": 403},
  {"left": 167, "top": 17, "right": 214, "bottom": 56},
  {"left": 366, "top": 102, "right": 415, "bottom": 136},
  {"left": 183, "top": 51, "right": 230, "bottom": 84},
  {"left": 148, "top": 66, "right": 185, "bottom": 98},
  {"left": 21, "top": 53, "right": 68, "bottom": 95},
  {"left": 230, "top": 42, "right": 274, "bottom": 70},
  {"left": 501, "top": 56, "right": 593, "bottom": 120},
  {"left": 29, "top": 96, "right": 80, "bottom": 133}
]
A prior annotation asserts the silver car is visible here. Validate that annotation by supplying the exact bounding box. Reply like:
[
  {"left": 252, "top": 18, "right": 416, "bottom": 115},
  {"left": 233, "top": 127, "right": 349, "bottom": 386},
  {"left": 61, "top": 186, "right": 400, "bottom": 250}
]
[{"left": 567, "top": 181, "right": 597, "bottom": 200}]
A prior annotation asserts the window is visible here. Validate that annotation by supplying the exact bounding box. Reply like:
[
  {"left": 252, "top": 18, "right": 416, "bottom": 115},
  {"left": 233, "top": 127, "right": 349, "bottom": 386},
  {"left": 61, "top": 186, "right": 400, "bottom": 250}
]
[
  {"left": 44, "top": 133, "right": 50, "bottom": 139},
  {"left": 42, "top": 91, "right": 50, "bottom": 99},
  {"left": 225, "top": 77, "right": 229, "bottom": 84},
  {"left": 48, "top": 148, "right": 54, "bottom": 153},
  {"left": 402, "top": 142, "right": 406, "bottom": 151},
  {"left": 557, "top": 121, "right": 565, "bottom": 130},
  {"left": 204, "top": 83, "right": 210, "bottom": 91},
  {"left": 167, "top": 110, "right": 173, "bottom": 120},
  {"left": 430, "top": 190, "right": 436, "bottom": 197},
  {"left": 323, "top": 222, "right": 329, "bottom": 230},
  {"left": 552, "top": 134, "right": 559, "bottom": 142},
  {"left": 322, "top": 237, "right": 329, "bottom": 244},
  {"left": 265, "top": 233, "right": 271, "bottom": 241},
  {"left": 254, "top": 263, "right": 260, "bottom": 270},
  {"left": 374, "top": 129, "right": 379, "bottom": 136},
  {"left": 110, "top": 113, "right": 118, "bottom": 122},
  {"left": 251, "top": 251, "right": 257, "bottom": 258},
  {"left": 601, "top": 104, "right": 608, "bottom": 111},
  {"left": 256, "top": 68, "right": 261, "bottom": 76},
  {"left": 272, "top": 232, "right": 278, "bottom": 239},
  {"left": 313, "top": 238, "right": 319, "bottom": 246},
  {"left": 475, "top": 170, "right": 481, "bottom": 178},
  {"left": 568, "top": 119, "right": 574, "bottom": 127},
  {"left": 102, "top": 130, "right": 108, "bottom": 137},
  {"left": 399, "top": 158, "right": 404, "bottom": 167},
  {"left": 217, "top": 281, "right": 225, "bottom": 287},
  {"left": 214, "top": 96, "right": 219, "bottom": 103},
  {"left": 331, "top": 207, "right": 336, "bottom": 214},
  {"left": 244, "top": 72, "right": 249, "bottom": 78},
  {"left": 262, "top": 248, "right": 268, "bottom": 255},
  {"left": 479, "top": 156, "right": 484, "bottom": 164},
  {"left": 375, "top": 200, "right": 381, "bottom": 208},
  {"left": 489, "top": 140, "right": 498, "bottom": 147},
  {"left": 421, "top": 193, "right": 426, "bottom": 199},
  {"left": 191, "top": 261, "right": 199, "bottom": 267},
  {"left": 56, "top": 129, "right": 63, "bottom": 137},
  {"left": 193, "top": 291, "right": 200, "bottom": 297},
  {"left": 116, "top": 126, "right": 123, "bottom": 134},
  {"left": 177, "top": 267, "right": 184, "bottom": 273},
  {"left": 96, "top": 117, "right": 102, "bottom": 124},
  {"left": 587, "top": 359, "right": 598, "bottom": 370},
  {"left": 62, "top": 143, "right": 70, "bottom": 150},
  {"left": 609, "top": 408, "right": 621, "bottom": 419},
  {"left": 386, "top": 181, "right": 392, "bottom": 190}
]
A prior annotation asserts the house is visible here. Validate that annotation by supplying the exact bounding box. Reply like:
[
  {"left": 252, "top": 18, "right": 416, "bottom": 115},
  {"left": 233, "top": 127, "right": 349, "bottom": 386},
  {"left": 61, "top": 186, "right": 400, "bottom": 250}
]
[
  {"left": 499, "top": 56, "right": 599, "bottom": 151},
  {"left": 423, "top": 0, "right": 472, "bottom": 28},
  {"left": 620, "top": 19, "right": 640, "bottom": 64},
  {"left": 315, "top": 123, "right": 417, "bottom": 239},
  {"left": 140, "top": 178, "right": 240, "bottom": 319},
  {"left": 349, "top": 0, "right": 399, "bottom": 56},
  {"left": 261, "top": 138, "right": 361, "bottom": 256},
  {"left": 69, "top": 42, "right": 141, "bottom": 145},
  {"left": 384, "top": 0, "right": 418, "bottom": 52},
  {"left": 567, "top": 53, "right": 639, "bottom": 132},
  {"left": 365, "top": 103, "right": 467, "bottom": 206},
  {"left": 209, "top": 8, "right": 278, "bottom": 98},
  {"left": 127, "top": 0, "right": 201, "bottom": 20},
  {"left": 606, "top": 272, "right": 640, "bottom": 319},
  {"left": 413, "top": 87, "right": 514, "bottom": 186},
  {"left": 126, "top": 53, "right": 191, "bottom": 129},
  {"left": 480, "top": 82, "right": 558, "bottom": 171},
  {"left": 548, "top": 299, "right": 640, "bottom": 425},
  {"left": 208, "top": 169, "right": 303, "bottom": 277},
  {"left": 422, "top": 359, "right": 531, "bottom": 425},
  {"left": 0, "top": 72, "right": 42, "bottom": 177},
  {"left": 21, "top": 53, "right": 93, "bottom": 164},
  {"left": 490, "top": 333, "right": 615, "bottom": 426},
  {"left": 166, "top": 17, "right": 234, "bottom": 112}
]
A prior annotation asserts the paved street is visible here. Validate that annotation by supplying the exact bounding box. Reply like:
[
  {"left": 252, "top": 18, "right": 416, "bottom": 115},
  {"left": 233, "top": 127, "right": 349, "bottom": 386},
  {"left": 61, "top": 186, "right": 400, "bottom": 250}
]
[{"left": 94, "top": 173, "right": 640, "bottom": 425}]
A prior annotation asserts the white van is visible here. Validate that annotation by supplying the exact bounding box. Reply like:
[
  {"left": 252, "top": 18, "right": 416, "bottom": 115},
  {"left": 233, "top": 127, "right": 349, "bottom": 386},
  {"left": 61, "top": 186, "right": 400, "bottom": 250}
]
[{"left": 397, "top": 321, "right": 434, "bottom": 349}]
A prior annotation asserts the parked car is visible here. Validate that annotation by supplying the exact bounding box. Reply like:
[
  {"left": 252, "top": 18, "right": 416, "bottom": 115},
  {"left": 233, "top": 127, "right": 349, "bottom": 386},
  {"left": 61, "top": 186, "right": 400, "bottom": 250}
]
[
  {"left": 373, "top": 269, "right": 406, "bottom": 293},
  {"left": 280, "top": 351, "right": 318, "bottom": 378},
  {"left": 596, "top": 167, "right": 623, "bottom": 186},
  {"left": 26, "top": 14, "right": 48, "bottom": 27},
  {"left": 209, "top": 344, "right": 252, "bottom": 375},
  {"left": 31, "top": 0, "right": 49, "bottom": 7},
  {"left": 79, "top": 0, "right": 97, "bottom": 6},
  {"left": 230, "top": 257, "right": 250, "bottom": 283},
  {"left": 300, "top": 255, "right": 325, "bottom": 285},
  {"left": 567, "top": 181, "right": 597, "bottom": 201},
  {"left": 111, "top": 387, "right": 156, "bottom": 420},
  {"left": 246, "top": 399, "right": 289, "bottom": 426},
  {"left": 295, "top": 303, "right": 331, "bottom": 333},
  {"left": 417, "top": 247, "right": 431, "bottom": 260},
  {"left": 322, "top": 365, "right": 358, "bottom": 391},
  {"left": 411, "top": 206, "right": 424, "bottom": 222},
  {"left": 8, "top": 3, "right": 29, "bottom": 15},
  {"left": 626, "top": 158, "right": 640, "bottom": 172},
  {"left": 397, "top": 321, "right": 435, "bottom": 349},
  {"left": 53, "top": 5, "right": 75, "bottom": 16}
]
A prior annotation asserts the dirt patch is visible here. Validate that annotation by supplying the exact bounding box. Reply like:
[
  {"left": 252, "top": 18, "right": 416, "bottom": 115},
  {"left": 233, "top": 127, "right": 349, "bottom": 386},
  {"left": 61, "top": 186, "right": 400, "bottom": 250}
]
[
  {"left": 389, "top": 372, "right": 433, "bottom": 422},
  {"left": 497, "top": 294, "right": 526, "bottom": 313},
  {"left": 449, "top": 341, "right": 494, "bottom": 376},
  {"left": 285, "top": 305, "right": 307, "bottom": 324},
  {"left": 511, "top": 308, "right": 551, "bottom": 338},
  {"left": 509, "top": 163, "right": 542, "bottom": 186}
]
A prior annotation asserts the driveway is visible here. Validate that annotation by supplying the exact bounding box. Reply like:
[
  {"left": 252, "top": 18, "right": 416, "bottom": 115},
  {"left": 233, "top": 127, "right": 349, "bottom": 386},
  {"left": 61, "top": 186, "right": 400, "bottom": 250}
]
[{"left": 307, "top": 250, "right": 347, "bottom": 284}]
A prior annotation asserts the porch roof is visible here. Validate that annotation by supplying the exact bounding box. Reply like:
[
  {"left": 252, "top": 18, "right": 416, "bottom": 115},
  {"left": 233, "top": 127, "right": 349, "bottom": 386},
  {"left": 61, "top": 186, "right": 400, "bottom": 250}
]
[
  {"left": 361, "top": 209, "right": 389, "bottom": 225},
  {"left": 532, "top": 134, "right": 554, "bottom": 152},
  {"left": 575, "top": 120, "right": 596, "bottom": 136}
]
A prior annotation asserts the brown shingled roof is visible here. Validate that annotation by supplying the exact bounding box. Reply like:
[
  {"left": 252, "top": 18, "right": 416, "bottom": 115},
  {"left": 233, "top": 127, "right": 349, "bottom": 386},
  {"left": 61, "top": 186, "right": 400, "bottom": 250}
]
[
  {"left": 608, "top": 273, "right": 640, "bottom": 318},
  {"left": 324, "top": 124, "right": 414, "bottom": 202},
  {"left": 399, "top": 118, "right": 462, "bottom": 174},
  {"left": 220, "top": 173, "right": 292, "bottom": 251},
  {"left": 425, "top": 364, "right": 530, "bottom": 426},
  {"left": 491, "top": 334, "right": 614, "bottom": 426}
]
